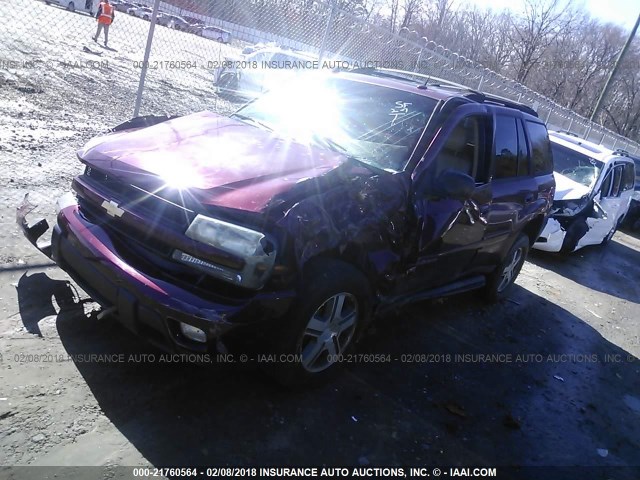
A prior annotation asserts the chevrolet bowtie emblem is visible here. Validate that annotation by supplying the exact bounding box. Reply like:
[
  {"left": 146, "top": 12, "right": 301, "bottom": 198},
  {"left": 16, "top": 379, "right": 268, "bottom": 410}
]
[{"left": 101, "top": 200, "right": 124, "bottom": 218}]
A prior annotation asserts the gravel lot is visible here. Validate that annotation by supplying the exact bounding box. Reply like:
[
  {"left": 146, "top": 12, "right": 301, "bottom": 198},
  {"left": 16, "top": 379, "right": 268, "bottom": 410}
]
[{"left": 1, "top": 2, "right": 639, "bottom": 479}]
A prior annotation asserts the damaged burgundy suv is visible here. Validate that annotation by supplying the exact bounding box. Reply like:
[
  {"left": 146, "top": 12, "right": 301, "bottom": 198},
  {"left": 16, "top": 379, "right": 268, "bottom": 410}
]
[{"left": 18, "top": 69, "right": 554, "bottom": 383}]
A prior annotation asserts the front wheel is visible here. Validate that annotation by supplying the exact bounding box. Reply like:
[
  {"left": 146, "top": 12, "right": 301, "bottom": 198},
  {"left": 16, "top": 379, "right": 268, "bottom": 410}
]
[
  {"left": 67, "top": 1, "right": 75, "bottom": 11},
  {"left": 484, "top": 234, "right": 529, "bottom": 303},
  {"left": 267, "top": 259, "right": 371, "bottom": 386}
]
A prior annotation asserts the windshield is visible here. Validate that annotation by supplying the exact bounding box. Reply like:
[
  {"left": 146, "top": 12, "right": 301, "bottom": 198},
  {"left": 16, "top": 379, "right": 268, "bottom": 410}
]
[
  {"left": 233, "top": 75, "right": 438, "bottom": 172},
  {"left": 551, "top": 142, "right": 604, "bottom": 187}
]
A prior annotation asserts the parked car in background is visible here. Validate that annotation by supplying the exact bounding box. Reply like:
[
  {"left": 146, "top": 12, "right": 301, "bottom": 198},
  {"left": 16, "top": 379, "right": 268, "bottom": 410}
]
[
  {"left": 112, "top": 0, "right": 134, "bottom": 12},
  {"left": 45, "top": 0, "right": 97, "bottom": 14},
  {"left": 157, "top": 13, "right": 190, "bottom": 30},
  {"left": 18, "top": 70, "right": 554, "bottom": 384},
  {"left": 241, "top": 42, "right": 278, "bottom": 55},
  {"left": 533, "top": 131, "right": 636, "bottom": 253},
  {"left": 213, "top": 46, "right": 317, "bottom": 98},
  {"left": 184, "top": 22, "right": 205, "bottom": 34},
  {"left": 127, "top": 6, "right": 153, "bottom": 19},
  {"left": 197, "top": 25, "right": 231, "bottom": 43}
]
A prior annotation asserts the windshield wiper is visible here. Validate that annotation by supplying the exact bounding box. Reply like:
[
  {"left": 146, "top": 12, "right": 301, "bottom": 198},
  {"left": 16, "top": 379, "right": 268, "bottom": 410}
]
[{"left": 231, "top": 113, "right": 273, "bottom": 131}]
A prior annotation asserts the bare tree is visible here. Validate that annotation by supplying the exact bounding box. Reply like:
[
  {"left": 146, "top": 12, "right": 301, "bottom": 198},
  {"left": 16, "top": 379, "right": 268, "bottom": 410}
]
[{"left": 509, "top": 0, "right": 573, "bottom": 83}]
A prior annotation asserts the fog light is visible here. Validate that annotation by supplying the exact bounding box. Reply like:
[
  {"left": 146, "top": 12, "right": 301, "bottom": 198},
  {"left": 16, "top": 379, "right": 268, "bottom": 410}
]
[{"left": 179, "top": 322, "right": 207, "bottom": 343}]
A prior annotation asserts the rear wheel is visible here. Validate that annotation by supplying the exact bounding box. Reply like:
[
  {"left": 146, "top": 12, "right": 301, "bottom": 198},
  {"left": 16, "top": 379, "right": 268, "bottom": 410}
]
[
  {"left": 484, "top": 234, "right": 529, "bottom": 302},
  {"left": 267, "top": 259, "right": 371, "bottom": 386}
]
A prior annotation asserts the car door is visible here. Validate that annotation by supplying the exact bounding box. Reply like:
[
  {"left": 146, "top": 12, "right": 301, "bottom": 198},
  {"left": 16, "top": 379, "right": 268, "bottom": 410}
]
[
  {"left": 406, "top": 105, "right": 492, "bottom": 291},
  {"left": 480, "top": 115, "right": 541, "bottom": 263},
  {"left": 591, "top": 163, "right": 629, "bottom": 240},
  {"left": 577, "top": 164, "right": 618, "bottom": 247}
]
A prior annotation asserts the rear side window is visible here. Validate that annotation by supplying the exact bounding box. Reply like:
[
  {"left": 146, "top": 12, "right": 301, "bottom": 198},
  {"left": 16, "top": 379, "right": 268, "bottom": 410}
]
[
  {"left": 516, "top": 120, "right": 529, "bottom": 176},
  {"left": 526, "top": 121, "right": 553, "bottom": 175},
  {"left": 622, "top": 162, "right": 635, "bottom": 191},
  {"left": 493, "top": 115, "right": 518, "bottom": 179}
]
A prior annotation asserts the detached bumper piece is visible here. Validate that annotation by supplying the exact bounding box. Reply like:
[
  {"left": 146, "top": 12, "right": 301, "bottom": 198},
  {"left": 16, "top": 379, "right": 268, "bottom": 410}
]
[{"left": 16, "top": 193, "right": 52, "bottom": 258}]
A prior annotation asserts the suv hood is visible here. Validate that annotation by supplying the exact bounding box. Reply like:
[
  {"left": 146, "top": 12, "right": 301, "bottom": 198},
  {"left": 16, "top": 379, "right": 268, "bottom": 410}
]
[
  {"left": 77, "top": 111, "right": 346, "bottom": 212},
  {"left": 553, "top": 171, "right": 591, "bottom": 201}
]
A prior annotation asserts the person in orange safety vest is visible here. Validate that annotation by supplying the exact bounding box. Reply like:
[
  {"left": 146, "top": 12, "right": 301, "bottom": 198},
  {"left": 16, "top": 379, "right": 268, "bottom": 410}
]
[{"left": 93, "top": 0, "right": 115, "bottom": 47}]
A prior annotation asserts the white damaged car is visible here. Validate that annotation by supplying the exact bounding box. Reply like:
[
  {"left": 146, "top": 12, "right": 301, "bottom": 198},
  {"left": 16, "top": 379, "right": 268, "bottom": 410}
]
[
  {"left": 533, "top": 131, "right": 636, "bottom": 253},
  {"left": 212, "top": 46, "right": 317, "bottom": 99}
]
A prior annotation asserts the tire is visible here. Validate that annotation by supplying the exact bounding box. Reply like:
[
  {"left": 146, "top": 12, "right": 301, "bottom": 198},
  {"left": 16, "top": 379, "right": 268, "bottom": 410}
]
[
  {"left": 266, "top": 259, "right": 372, "bottom": 387},
  {"left": 217, "top": 36, "right": 223, "bottom": 42},
  {"left": 67, "top": 1, "right": 75, "bottom": 11},
  {"left": 484, "top": 234, "right": 529, "bottom": 303},
  {"left": 143, "top": 15, "right": 149, "bottom": 20}
]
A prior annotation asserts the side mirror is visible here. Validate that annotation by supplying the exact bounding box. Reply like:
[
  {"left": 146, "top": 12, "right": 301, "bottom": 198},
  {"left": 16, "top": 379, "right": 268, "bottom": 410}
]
[{"left": 432, "top": 169, "right": 476, "bottom": 200}]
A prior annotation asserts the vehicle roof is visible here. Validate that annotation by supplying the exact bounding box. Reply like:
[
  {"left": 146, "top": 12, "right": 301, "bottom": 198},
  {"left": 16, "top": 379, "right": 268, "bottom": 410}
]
[
  {"left": 549, "top": 131, "right": 633, "bottom": 164},
  {"left": 249, "top": 46, "right": 316, "bottom": 60},
  {"left": 332, "top": 70, "right": 539, "bottom": 117}
]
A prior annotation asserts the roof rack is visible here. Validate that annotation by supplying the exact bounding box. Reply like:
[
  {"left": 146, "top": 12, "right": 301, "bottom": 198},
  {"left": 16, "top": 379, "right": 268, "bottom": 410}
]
[
  {"left": 349, "top": 67, "right": 468, "bottom": 89},
  {"left": 614, "top": 148, "right": 630, "bottom": 157},
  {"left": 461, "top": 91, "right": 538, "bottom": 117},
  {"left": 347, "top": 67, "right": 538, "bottom": 117}
]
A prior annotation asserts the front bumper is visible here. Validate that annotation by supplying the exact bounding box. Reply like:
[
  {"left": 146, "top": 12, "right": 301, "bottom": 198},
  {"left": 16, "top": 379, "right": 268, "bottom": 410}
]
[{"left": 17, "top": 193, "right": 294, "bottom": 353}]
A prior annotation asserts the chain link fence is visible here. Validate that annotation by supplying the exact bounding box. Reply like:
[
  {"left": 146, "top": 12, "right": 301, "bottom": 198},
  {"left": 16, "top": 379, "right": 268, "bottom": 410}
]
[{"left": 1, "top": 0, "right": 639, "bottom": 155}]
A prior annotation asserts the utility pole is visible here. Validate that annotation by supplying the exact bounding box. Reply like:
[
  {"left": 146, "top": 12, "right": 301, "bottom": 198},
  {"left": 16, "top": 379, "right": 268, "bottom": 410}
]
[
  {"left": 318, "top": 0, "right": 337, "bottom": 64},
  {"left": 590, "top": 12, "right": 640, "bottom": 122}
]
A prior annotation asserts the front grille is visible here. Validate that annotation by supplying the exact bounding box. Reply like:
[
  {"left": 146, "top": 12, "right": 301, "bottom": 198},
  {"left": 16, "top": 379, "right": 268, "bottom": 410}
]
[
  {"left": 78, "top": 197, "right": 174, "bottom": 257},
  {"left": 85, "top": 166, "right": 195, "bottom": 230},
  {"left": 77, "top": 166, "right": 254, "bottom": 303}
]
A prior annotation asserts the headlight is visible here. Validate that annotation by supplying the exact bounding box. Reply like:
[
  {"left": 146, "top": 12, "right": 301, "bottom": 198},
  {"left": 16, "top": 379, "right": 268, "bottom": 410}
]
[
  {"left": 177, "top": 215, "right": 276, "bottom": 289},
  {"left": 551, "top": 196, "right": 589, "bottom": 217}
]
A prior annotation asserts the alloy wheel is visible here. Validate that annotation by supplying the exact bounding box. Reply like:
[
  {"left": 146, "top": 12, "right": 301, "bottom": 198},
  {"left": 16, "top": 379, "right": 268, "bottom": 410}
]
[
  {"left": 299, "top": 293, "right": 358, "bottom": 373},
  {"left": 497, "top": 248, "right": 524, "bottom": 293}
]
